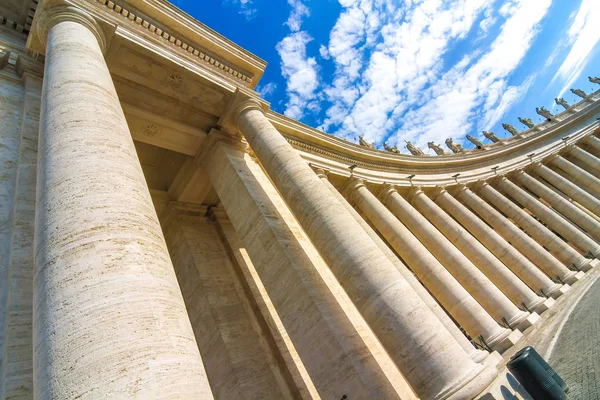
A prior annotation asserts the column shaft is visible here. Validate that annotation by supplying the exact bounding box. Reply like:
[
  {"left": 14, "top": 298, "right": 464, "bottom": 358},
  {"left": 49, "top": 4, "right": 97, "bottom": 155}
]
[
  {"left": 35, "top": 16, "right": 212, "bottom": 399},
  {"left": 568, "top": 146, "right": 600, "bottom": 175},
  {"left": 347, "top": 180, "right": 515, "bottom": 352},
  {"left": 235, "top": 103, "right": 496, "bottom": 399},
  {"left": 550, "top": 155, "right": 600, "bottom": 198},
  {"left": 436, "top": 189, "right": 563, "bottom": 300},
  {"left": 456, "top": 186, "right": 576, "bottom": 287},
  {"left": 318, "top": 174, "right": 488, "bottom": 363},
  {"left": 498, "top": 176, "right": 599, "bottom": 260},
  {"left": 385, "top": 187, "right": 532, "bottom": 331},
  {"left": 584, "top": 135, "right": 600, "bottom": 154},
  {"left": 516, "top": 170, "right": 600, "bottom": 241},
  {"left": 532, "top": 162, "right": 600, "bottom": 217},
  {"left": 413, "top": 188, "right": 547, "bottom": 315},
  {"left": 477, "top": 182, "right": 581, "bottom": 281}
]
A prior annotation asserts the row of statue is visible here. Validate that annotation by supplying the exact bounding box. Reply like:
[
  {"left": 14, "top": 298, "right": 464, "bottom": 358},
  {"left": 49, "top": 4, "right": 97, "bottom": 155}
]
[{"left": 354, "top": 77, "right": 599, "bottom": 156}]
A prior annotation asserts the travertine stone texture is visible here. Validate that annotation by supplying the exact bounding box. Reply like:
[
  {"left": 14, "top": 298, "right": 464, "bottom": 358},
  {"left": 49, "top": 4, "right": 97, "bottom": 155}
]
[
  {"left": 413, "top": 187, "right": 547, "bottom": 316},
  {"left": 492, "top": 177, "right": 595, "bottom": 270},
  {"left": 162, "top": 205, "right": 294, "bottom": 400},
  {"left": 346, "top": 178, "right": 513, "bottom": 351},
  {"left": 0, "top": 67, "right": 25, "bottom": 380},
  {"left": 235, "top": 104, "right": 497, "bottom": 400},
  {"left": 0, "top": 73, "right": 40, "bottom": 400},
  {"left": 500, "top": 175, "right": 600, "bottom": 259},
  {"left": 35, "top": 17, "right": 212, "bottom": 399},
  {"left": 585, "top": 135, "right": 600, "bottom": 154},
  {"left": 514, "top": 170, "right": 600, "bottom": 241},
  {"left": 568, "top": 146, "right": 600, "bottom": 175},
  {"left": 317, "top": 172, "right": 489, "bottom": 363},
  {"left": 474, "top": 182, "right": 579, "bottom": 284},
  {"left": 436, "top": 188, "right": 563, "bottom": 301},
  {"left": 385, "top": 185, "right": 532, "bottom": 331},
  {"left": 550, "top": 155, "right": 600, "bottom": 198},
  {"left": 531, "top": 162, "right": 600, "bottom": 217},
  {"left": 202, "top": 138, "right": 406, "bottom": 399}
]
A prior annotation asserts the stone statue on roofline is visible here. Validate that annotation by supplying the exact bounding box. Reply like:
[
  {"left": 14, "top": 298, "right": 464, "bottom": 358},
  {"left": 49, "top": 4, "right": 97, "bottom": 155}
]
[
  {"left": 536, "top": 106, "right": 553, "bottom": 120},
  {"left": 383, "top": 142, "right": 401, "bottom": 154},
  {"left": 466, "top": 134, "right": 484, "bottom": 149},
  {"left": 445, "top": 138, "right": 464, "bottom": 153},
  {"left": 502, "top": 123, "right": 519, "bottom": 136},
  {"left": 518, "top": 117, "right": 535, "bottom": 129},
  {"left": 555, "top": 98, "right": 570, "bottom": 110},
  {"left": 358, "top": 135, "right": 376, "bottom": 150},
  {"left": 571, "top": 88, "right": 587, "bottom": 99},
  {"left": 589, "top": 76, "right": 600, "bottom": 85},
  {"left": 427, "top": 141, "right": 446, "bottom": 155},
  {"left": 482, "top": 130, "right": 500, "bottom": 143},
  {"left": 405, "top": 141, "right": 425, "bottom": 155}
]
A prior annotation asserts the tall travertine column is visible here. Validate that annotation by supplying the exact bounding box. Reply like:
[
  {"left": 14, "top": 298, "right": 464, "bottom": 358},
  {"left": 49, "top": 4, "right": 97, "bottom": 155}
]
[
  {"left": 531, "top": 162, "right": 600, "bottom": 217},
  {"left": 412, "top": 187, "right": 548, "bottom": 315},
  {"left": 233, "top": 100, "right": 497, "bottom": 399},
  {"left": 382, "top": 185, "right": 533, "bottom": 331},
  {"left": 316, "top": 171, "right": 490, "bottom": 364},
  {"left": 584, "top": 135, "right": 600, "bottom": 154},
  {"left": 514, "top": 170, "right": 600, "bottom": 241},
  {"left": 492, "top": 177, "right": 597, "bottom": 269},
  {"left": 436, "top": 188, "right": 564, "bottom": 300},
  {"left": 34, "top": 7, "right": 212, "bottom": 399},
  {"left": 549, "top": 154, "right": 600, "bottom": 198},
  {"left": 567, "top": 145, "right": 600, "bottom": 175},
  {"left": 455, "top": 186, "right": 576, "bottom": 290},
  {"left": 345, "top": 179, "right": 516, "bottom": 352},
  {"left": 475, "top": 182, "right": 582, "bottom": 282}
]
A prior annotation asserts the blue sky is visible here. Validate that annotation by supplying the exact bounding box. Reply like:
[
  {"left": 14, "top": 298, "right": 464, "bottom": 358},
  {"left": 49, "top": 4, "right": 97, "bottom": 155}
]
[{"left": 170, "top": 0, "right": 600, "bottom": 154}]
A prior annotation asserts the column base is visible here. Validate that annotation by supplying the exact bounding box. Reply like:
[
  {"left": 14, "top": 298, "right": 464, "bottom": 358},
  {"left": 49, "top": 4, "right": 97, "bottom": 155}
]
[
  {"left": 490, "top": 329, "right": 523, "bottom": 354},
  {"left": 514, "top": 312, "right": 540, "bottom": 332},
  {"left": 532, "top": 297, "right": 556, "bottom": 314},
  {"left": 564, "top": 270, "right": 581, "bottom": 285},
  {"left": 590, "top": 259, "right": 600, "bottom": 269},
  {"left": 438, "top": 364, "right": 499, "bottom": 400},
  {"left": 545, "top": 282, "right": 567, "bottom": 299},
  {"left": 580, "top": 258, "right": 600, "bottom": 272},
  {"left": 575, "top": 271, "right": 586, "bottom": 281},
  {"left": 482, "top": 351, "right": 503, "bottom": 367},
  {"left": 506, "top": 311, "right": 536, "bottom": 332},
  {"left": 470, "top": 348, "right": 491, "bottom": 363}
]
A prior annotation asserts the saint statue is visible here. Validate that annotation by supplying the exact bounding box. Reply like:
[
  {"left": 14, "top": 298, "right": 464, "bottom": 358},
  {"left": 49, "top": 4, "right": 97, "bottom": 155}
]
[
  {"left": 589, "top": 76, "right": 600, "bottom": 85},
  {"left": 383, "top": 142, "right": 401, "bottom": 154},
  {"left": 466, "top": 134, "right": 484, "bottom": 149},
  {"left": 570, "top": 88, "right": 587, "bottom": 99},
  {"left": 358, "top": 135, "right": 376, "bottom": 150},
  {"left": 405, "top": 141, "right": 425, "bottom": 155},
  {"left": 445, "top": 138, "right": 464, "bottom": 154},
  {"left": 536, "top": 106, "right": 553, "bottom": 120},
  {"left": 555, "top": 98, "right": 570, "bottom": 110},
  {"left": 518, "top": 117, "right": 535, "bottom": 129},
  {"left": 502, "top": 123, "right": 519, "bottom": 136},
  {"left": 427, "top": 141, "right": 446, "bottom": 155},
  {"left": 482, "top": 130, "right": 500, "bottom": 143}
]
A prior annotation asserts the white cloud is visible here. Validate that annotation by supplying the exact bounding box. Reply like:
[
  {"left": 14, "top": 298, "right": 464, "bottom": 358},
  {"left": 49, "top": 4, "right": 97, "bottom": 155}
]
[
  {"left": 276, "top": 32, "right": 320, "bottom": 119},
  {"left": 319, "top": 44, "right": 331, "bottom": 59},
  {"left": 226, "top": 0, "right": 257, "bottom": 20},
  {"left": 257, "top": 82, "right": 278, "bottom": 98},
  {"left": 552, "top": 0, "right": 600, "bottom": 97},
  {"left": 285, "top": 0, "right": 310, "bottom": 32}
]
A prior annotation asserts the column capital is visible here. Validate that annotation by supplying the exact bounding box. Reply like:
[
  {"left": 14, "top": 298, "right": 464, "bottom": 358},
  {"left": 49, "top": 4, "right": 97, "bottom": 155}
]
[
  {"left": 377, "top": 183, "right": 397, "bottom": 204},
  {"left": 470, "top": 180, "right": 490, "bottom": 193},
  {"left": 507, "top": 169, "right": 525, "bottom": 179},
  {"left": 528, "top": 161, "right": 543, "bottom": 171},
  {"left": 406, "top": 186, "right": 425, "bottom": 204},
  {"left": 311, "top": 165, "right": 329, "bottom": 179},
  {"left": 342, "top": 176, "right": 366, "bottom": 198},
  {"left": 429, "top": 186, "right": 448, "bottom": 201},
  {"left": 544, "top": 153, "right": 560, "bottom": 164},
  {"left": 218, "top": 88, "right": 270, "bottom": 133},
  {"left": 34, "top": 5, "right": 107, "bottom": 53}
]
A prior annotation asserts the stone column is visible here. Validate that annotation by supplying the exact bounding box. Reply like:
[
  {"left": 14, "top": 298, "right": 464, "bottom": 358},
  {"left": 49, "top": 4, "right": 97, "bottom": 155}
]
[
  {"left": 346, "top": 179, "right": 517, "bottom": 353},
  {"left": 493, "top": 176, "right": 597, "bottom": 269},
  {"left": 383, "top": 185, "right": 534, "bottom": 331},
  {"left": 436, "top": 187, "right": 563, "bottom": 301},
  {"left": 316, "top": 171, "right": 490, "bottom": 364},
  {"left": 549, "top": 154, "right": 600, "bottom": 198},
  {"left": 475, "top": 182, "right": 582, "bottom": 283},
  {"left": 567, "top": 145, "right": 600, "bottom": 175},
  {"left": 584, "top": 135, "right": 600, "bottom": 154},
  {"left": 34, "top": 7, "right": 212, "bottom": 399},
  {"left": 515, "top": 169, "right": 600, "bottom": 241},
  {"left": 234, "top": 101, "right": 497, "bottom": 399},
  {"left": 456, "top": 185, "right": 577, "bottom": 289},
  {"left": 413, "top": 187, "right": 548, "bottom": 315},
  {"left": 531, "top": 162, "right": 600, "bottom": 217}
]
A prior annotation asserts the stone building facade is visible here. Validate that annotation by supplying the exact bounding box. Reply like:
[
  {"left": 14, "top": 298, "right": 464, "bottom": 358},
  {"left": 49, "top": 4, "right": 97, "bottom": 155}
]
[{"left": 1, "top": 0, "right": 599, "bottom": 399}]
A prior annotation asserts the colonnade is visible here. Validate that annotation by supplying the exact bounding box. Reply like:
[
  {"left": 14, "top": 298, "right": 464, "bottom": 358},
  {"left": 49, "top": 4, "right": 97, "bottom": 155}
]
[{"left": 21, "top": 3, "right": 600, "bottom": 400}]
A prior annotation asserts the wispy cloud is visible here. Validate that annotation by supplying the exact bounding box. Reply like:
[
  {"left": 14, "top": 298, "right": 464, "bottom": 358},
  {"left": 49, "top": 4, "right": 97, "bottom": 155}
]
[
  {"left": 552, "top": 0, "right": 600, "bottom": 97},
  {"left": 257, "top": 82, "right": 278, "bottom": 99},
  {"left": 285, "top": 0, "right": 310, "bottom": 32},
  {"left": 226, "top": 0, "right": 257, "bottom": 20}
]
